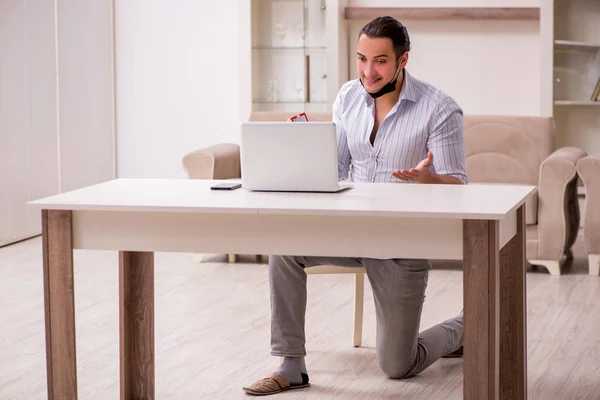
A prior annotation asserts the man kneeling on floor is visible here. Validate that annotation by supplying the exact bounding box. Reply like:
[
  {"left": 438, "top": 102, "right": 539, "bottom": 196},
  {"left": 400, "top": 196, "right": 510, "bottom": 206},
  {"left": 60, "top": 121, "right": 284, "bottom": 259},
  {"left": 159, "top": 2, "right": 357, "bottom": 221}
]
[{"left": 243, "top": 15, "right": 466, "bottom": 396}]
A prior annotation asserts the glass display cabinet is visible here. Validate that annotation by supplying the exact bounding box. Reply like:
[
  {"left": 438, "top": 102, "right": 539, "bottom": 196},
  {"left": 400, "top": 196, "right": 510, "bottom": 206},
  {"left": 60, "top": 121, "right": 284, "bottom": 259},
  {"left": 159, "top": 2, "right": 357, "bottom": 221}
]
[{"left": 250, "top": 0, "right": 333, "bottom": 113}]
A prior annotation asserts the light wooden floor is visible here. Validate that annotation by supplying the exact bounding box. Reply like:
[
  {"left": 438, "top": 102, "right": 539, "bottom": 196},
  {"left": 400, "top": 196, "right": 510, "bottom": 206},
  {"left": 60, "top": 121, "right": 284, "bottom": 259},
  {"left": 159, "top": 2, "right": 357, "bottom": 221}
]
[{"left": 1, "top": 236, "right": 599, "bottom": 399}]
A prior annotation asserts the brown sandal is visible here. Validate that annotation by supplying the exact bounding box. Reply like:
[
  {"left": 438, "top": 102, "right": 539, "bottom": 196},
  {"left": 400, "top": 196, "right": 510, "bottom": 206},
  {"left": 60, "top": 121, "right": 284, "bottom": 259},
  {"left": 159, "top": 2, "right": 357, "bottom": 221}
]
[{"left": 242, "top": 372, "right": 310, "bottom": 396}]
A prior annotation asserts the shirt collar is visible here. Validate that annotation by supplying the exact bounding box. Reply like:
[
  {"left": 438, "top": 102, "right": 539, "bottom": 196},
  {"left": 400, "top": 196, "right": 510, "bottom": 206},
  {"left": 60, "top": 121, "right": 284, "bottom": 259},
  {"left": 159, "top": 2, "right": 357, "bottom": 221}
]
[{"left": 399, "top": 69, "right": 418, "bottom": 103}]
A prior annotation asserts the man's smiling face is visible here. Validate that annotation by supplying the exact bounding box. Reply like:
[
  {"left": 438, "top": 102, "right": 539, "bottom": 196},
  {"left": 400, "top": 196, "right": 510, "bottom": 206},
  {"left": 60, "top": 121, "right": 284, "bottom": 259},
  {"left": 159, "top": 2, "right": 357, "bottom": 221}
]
[{"left": 356, "top": 34, "right": 400, "bottom": 93}]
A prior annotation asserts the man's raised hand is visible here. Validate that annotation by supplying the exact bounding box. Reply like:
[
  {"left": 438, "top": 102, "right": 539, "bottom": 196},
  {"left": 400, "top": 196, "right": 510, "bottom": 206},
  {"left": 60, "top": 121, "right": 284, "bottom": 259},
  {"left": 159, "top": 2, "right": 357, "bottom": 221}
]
[{"left": 392, "top": 151, "right": 434, "bottom": 183}]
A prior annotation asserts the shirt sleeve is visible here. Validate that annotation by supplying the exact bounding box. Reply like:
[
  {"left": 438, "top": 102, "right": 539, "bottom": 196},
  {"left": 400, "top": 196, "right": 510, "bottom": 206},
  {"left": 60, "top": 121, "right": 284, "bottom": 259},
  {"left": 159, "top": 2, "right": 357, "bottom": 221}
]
[
  {"left": 333, "top": 89, "right": 352, "bottom": 181},
  {"left": 427, "top": 98, "right": 468, "bottom": 184}
]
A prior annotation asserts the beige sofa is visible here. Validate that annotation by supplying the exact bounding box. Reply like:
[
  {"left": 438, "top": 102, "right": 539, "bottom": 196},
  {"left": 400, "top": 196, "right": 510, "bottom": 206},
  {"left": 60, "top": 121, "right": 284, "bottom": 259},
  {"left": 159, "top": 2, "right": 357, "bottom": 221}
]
[
  {"left": 577, "top": 154, "right": 600, "bottom": 275},
  {"left": 182, "top": 113, "right": 586, "bottom": 275}
]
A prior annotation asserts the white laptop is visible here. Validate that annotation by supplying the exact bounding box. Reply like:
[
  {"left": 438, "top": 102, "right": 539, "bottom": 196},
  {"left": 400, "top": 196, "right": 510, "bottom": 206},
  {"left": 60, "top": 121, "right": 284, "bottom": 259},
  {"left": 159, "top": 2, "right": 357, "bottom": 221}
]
[{"left": 240, "top": 121, "right": 353, "bottom": 193}]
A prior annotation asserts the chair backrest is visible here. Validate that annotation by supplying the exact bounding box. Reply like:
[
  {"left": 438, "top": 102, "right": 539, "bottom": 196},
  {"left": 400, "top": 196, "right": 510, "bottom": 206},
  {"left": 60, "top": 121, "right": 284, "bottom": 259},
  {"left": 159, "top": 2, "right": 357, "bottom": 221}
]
[{"left": 182, "top": 143, "right": 240, "bottom": 179}]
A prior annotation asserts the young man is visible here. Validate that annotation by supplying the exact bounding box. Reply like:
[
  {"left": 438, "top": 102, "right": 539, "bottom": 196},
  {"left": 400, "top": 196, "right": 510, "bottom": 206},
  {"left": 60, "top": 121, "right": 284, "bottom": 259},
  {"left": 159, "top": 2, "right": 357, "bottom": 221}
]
[{"left": 242, "top": 16, "right": 466, "bottom": 396}]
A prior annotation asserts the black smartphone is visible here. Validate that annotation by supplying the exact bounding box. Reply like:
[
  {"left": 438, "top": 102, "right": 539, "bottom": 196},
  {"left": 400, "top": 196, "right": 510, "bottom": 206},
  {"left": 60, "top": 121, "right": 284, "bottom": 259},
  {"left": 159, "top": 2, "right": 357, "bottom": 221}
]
[{"left": 210, "top": 182, "right": 242, "bottom": 190}]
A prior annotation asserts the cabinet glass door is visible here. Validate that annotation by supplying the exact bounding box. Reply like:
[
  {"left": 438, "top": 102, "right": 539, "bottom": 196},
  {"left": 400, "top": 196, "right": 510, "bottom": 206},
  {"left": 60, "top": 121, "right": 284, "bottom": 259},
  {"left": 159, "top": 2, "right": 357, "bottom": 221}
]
[
  {"left": 303, "top": 0, "right": 328, "bottom": 113},
  {"left": 250, "top": 0, "right": 328, "bottom": 114}
]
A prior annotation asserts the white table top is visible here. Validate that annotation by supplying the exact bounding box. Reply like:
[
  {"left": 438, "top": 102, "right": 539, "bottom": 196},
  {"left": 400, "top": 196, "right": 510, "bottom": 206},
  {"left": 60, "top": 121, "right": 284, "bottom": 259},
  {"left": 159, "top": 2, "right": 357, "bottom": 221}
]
[{"left": 29, "top": 178, "right": 536, "bottom": 220}]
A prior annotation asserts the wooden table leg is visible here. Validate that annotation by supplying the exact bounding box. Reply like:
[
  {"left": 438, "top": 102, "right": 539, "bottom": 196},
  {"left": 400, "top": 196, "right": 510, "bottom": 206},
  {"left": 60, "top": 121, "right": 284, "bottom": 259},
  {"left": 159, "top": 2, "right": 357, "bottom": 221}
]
[
  {"left": 463, "top": 219, "right": 500, "bottom": 400},
  {"left": 119, "top": 251, "right": 155, "bottom": 400},
  {"left": 42, "top": 209, "right": 78, "bottom": 399},
  {"left": 499, "top": 205, "right": 527, "bottom": 399}
]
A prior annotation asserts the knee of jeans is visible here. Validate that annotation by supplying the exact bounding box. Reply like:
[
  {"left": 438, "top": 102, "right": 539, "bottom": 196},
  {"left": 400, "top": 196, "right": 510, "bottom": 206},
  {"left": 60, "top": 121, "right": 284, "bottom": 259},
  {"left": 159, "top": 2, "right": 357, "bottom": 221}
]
[{"left": 378, "top": 354, "right": 414, "bottom": 379}]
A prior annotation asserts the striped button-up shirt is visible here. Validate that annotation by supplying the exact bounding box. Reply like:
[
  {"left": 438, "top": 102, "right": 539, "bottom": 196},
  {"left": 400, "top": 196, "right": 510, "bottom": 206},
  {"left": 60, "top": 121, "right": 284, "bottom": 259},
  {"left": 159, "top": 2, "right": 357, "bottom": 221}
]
[{"left": 333, "top": 69, "right": 468, "bottom": 184}]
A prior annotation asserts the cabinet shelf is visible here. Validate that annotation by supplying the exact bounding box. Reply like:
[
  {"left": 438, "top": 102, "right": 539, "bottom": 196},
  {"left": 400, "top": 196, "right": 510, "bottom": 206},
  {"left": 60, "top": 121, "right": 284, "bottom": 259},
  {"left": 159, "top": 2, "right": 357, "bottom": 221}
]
[
  {"left": 344, "top": 7, "right": 540, "bottom": 21},
  {"left": 554, "top": 100, "right": 600, "bottom": 106},
  {"left": 551, "top": 0, "right": 600, "bottom": 155},
  {"left": 554, "top": 40, "right": 600, "bottom": 51}
]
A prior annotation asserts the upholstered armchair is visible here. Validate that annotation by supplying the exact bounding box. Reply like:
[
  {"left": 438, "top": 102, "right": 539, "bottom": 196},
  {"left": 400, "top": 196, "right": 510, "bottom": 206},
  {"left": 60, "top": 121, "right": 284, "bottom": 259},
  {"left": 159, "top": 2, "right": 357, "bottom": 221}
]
[
  {"left": 463, "top": 116, "right": 586, "bottom": 275},
  {"left": 576, "top": 154, "right": 600, "bottom": 275}
]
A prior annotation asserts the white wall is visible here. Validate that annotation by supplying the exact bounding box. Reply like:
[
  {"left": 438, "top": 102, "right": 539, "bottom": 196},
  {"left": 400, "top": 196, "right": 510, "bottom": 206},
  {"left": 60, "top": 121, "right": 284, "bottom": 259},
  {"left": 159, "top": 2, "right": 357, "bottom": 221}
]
[
  {"left": 57, "top": 0, "right": 116, "bottom": 192},
  {"left": 116, "top": 0, "right": 547, "bottom": 179},
  {"left": 347, "top": 0, "right": 542, "bottom": 116},
  {"left": 0, "top": 0, "right": 55, "bottom": 245},
  {"left": 348, "top": 0, "right": 539, "bottom": 6},
  {"left": 0, "top": 0, "right": 114, "bottom": 246},
  {"left": 349, "top": 20, "right": 541, "bottom": 116},
  {"left": 115, "top": 0, "right": 250, "bottom": 179}
]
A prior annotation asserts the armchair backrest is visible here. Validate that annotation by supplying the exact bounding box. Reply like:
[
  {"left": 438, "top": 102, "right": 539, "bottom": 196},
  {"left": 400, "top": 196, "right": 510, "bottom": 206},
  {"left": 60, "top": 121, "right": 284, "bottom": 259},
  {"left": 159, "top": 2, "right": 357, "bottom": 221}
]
[
  {"left": 464, "top": 116, "right": 555, "bottom": 225},
  {"left": 464, "top": 116, "right": 554, "bottom": 185}
]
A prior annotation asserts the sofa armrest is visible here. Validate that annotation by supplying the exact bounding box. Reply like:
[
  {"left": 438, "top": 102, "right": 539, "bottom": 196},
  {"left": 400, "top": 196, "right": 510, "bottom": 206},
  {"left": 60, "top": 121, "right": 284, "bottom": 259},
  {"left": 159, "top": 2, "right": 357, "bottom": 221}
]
[
  {"left": 536, "top": 146, "right": 587, "bottom": 260},
  {"left": 181, "top": 143, "right": 241, "bottom": 180},
  {"left": 577, "top": 154, "right": 600, "bottom": 254}
]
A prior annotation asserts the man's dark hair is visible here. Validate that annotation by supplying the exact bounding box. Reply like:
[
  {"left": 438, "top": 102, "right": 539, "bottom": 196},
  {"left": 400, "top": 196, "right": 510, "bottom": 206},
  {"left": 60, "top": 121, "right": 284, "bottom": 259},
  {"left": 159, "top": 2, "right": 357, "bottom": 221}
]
[{"left": 358, "top": 16, "right": 411, "bottom": 60}]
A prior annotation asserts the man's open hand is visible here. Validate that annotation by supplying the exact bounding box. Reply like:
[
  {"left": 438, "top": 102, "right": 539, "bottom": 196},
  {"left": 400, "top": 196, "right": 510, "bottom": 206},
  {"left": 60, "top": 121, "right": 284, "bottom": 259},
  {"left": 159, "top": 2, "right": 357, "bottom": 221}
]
[{"left": 392, "top": 151, "right": 434, "bottom": 183}]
